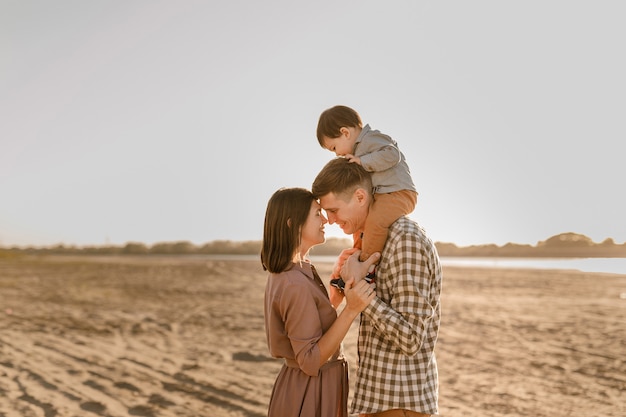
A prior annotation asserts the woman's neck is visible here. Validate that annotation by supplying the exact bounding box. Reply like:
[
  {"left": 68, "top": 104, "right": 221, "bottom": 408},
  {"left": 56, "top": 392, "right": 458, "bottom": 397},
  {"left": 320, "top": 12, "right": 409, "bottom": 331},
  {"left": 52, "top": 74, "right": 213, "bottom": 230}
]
[{"left": 293, "top": 249, "right": 310, "bottom": 264}]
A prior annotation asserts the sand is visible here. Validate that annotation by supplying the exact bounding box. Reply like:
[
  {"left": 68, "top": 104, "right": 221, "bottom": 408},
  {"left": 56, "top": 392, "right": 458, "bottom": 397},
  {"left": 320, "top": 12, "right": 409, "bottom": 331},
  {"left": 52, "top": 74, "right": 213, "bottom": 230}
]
[{"left": 0, "top": 254, "right": 624, "bottom": 417}]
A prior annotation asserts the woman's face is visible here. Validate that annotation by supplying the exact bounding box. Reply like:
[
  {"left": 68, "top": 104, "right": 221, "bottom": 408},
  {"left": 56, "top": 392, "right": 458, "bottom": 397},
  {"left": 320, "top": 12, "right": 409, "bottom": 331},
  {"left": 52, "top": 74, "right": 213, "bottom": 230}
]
[{"left": 300, "top": 200, "right": 328, "bottom": 252}]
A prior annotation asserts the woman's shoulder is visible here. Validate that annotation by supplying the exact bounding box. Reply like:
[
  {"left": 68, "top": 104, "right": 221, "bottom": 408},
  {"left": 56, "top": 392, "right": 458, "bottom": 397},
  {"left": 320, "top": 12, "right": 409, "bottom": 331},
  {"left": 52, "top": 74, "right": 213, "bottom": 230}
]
[{"left": 269, "top": 263, "right": 311, "bottom": 286}]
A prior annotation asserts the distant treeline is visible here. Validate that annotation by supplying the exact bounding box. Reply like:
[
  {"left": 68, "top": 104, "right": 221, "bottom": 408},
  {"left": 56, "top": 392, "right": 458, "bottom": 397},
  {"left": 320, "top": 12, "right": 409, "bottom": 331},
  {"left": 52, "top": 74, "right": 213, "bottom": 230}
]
[
  {"left": 0, "top": 238, "right": 350, "bottom": 257},
  {"left": 435, "top": 233, "right": 626, "bottom": 258},
  {"left": 1, "top": 233, "right": 625, "bottom": 258}
]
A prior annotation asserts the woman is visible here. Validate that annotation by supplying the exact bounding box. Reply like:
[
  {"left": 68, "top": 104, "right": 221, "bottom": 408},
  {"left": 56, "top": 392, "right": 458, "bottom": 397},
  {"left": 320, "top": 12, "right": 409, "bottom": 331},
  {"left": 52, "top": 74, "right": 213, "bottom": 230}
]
[{"left": 261, "top": 187, "right": 375, "bottom": 417}]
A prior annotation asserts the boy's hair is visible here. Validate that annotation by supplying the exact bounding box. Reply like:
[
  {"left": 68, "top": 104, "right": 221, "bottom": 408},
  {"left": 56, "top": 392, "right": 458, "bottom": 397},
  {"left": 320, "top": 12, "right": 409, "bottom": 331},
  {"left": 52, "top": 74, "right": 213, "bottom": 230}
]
[
  {"left": 316, "top": 105, "right": 363, "bottom": 146},
  {"left": 261, "top": 187, "right": 316, "bottom": 273},
  {"left": 312, "top": 157, "right": 373, "bottom": 201}
]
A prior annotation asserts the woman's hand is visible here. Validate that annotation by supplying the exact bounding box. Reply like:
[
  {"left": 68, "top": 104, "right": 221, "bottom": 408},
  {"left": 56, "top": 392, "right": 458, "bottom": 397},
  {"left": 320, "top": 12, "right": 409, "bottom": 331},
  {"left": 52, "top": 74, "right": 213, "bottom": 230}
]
[{"left": 343, "top": 277, "right": 375, "bottom": 314}]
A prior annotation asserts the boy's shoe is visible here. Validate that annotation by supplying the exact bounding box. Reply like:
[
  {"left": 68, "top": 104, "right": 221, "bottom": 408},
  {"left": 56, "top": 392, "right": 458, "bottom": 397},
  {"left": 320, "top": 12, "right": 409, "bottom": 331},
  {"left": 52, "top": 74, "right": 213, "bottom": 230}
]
[
  {"left": 330, "top": 278, "right": 345, "bottom": 291},
  {"left": 330, "top": 267, "right": 375, "bottom": 292}
]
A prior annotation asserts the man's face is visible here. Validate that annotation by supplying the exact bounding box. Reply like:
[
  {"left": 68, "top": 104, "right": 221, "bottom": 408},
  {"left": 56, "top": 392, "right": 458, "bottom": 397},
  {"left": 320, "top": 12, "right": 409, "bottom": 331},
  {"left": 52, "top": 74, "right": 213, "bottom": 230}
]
[{"left": 318, "top": 189, "right": 368, "bottom": 236}]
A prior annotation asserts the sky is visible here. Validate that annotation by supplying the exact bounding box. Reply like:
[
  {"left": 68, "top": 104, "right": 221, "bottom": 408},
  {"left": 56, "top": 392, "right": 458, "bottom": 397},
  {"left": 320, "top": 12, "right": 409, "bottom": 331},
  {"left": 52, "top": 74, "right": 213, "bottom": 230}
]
[{"left": 1, "top": 1, "right": 625, "bottom": 248}]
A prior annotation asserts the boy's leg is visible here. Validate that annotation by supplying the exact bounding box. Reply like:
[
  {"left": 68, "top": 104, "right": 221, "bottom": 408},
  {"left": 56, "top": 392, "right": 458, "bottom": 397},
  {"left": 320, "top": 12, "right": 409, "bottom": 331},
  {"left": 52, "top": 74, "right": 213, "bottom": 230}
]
[{"left": 360, "top": 190, "right": 417, "bottom": 262}]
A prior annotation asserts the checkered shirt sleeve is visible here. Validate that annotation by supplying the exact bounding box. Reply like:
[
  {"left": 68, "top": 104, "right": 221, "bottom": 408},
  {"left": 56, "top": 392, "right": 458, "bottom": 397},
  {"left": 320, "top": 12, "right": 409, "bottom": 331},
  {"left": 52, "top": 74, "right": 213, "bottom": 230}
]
[{"left": 351, "top": 217, "right": 443, "bottom": 415}]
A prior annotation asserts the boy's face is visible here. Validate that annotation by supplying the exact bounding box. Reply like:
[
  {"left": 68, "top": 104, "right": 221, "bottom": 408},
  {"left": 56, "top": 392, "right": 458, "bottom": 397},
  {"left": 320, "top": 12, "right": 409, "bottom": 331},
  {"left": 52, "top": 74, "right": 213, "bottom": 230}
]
[{"left": 321, "top": 127, "right": 358, "bottom": 156}]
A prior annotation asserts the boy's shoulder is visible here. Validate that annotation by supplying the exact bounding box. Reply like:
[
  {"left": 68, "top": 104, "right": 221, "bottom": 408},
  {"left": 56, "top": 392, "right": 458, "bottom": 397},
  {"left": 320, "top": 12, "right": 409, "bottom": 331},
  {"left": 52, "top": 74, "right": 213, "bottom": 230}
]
[{"left": 358, "top": 124, "right": 397, "bottom": 147}]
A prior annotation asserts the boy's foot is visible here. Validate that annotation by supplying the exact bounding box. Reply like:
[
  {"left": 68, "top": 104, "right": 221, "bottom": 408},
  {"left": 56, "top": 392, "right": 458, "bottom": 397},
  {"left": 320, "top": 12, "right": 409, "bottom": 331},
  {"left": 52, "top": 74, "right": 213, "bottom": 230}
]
[{"left": 330, "top": 266, "right": 375, "bottom": 292}]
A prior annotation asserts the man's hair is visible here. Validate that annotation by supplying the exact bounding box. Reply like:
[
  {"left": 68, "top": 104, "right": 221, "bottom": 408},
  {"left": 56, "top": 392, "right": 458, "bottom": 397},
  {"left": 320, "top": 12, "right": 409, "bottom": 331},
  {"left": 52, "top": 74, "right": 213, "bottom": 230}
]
[
  {"left": 316, "top": 105, "right": 363, "bottom": 146},
  {"left": 312, "top": 157, "right": 373, "bottom": 200}
]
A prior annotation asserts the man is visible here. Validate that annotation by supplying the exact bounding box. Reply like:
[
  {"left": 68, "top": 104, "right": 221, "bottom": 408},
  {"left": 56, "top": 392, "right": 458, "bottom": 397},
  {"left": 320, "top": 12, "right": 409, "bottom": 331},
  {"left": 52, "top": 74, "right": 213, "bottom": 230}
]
[{"left": 312, "top": 157, "right": 442, "bottom": 417}]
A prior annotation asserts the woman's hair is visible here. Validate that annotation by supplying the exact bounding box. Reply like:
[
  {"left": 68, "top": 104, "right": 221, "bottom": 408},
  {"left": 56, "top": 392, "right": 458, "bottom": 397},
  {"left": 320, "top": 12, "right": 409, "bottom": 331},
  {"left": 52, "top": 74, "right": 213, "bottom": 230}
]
[
  {"left": 261, "top": 187, "right": 316, "bottom": 273},
  {"left": 311, "top": 157, "right": 373, "bottom": 201},
  {"left": 316, "top": 105, "right": 362, "bottom": 146}
]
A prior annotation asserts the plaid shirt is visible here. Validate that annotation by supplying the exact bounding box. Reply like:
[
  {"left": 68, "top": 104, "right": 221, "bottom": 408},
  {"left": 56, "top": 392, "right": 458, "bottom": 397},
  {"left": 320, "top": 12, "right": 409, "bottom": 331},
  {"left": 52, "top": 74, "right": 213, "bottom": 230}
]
[{"left": 351, "top": 216, "right": 442, "bottom": 415}]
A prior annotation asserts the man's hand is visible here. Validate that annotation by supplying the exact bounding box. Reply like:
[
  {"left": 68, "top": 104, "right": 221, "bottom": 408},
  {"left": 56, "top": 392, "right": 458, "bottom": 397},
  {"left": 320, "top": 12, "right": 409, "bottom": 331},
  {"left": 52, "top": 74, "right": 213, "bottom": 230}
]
[
  {"left": 331, "top": 247, "right": 359, "bottom": 279},
  {"left": 329, "top": 247, "right": 359, "bottom": 308},
  {"left": 341, "top": 250, "right": 380, "bottom": 284},
  {"left": 329, "top": 285, "right": 345, "bottom": 309}
]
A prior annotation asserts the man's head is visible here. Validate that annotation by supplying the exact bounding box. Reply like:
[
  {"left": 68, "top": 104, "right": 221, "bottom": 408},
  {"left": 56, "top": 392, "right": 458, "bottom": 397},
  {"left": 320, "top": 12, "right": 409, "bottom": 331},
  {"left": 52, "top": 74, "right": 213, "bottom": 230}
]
[{"left": 311, "top": 157, "right": 373, "bottom": 236}]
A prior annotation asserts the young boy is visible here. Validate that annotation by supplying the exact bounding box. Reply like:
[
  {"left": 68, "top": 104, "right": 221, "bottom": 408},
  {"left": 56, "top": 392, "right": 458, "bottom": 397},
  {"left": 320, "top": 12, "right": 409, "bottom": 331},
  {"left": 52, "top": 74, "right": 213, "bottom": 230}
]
[{"left": 316, "top": 105, "right": 418, "bottom": 287}]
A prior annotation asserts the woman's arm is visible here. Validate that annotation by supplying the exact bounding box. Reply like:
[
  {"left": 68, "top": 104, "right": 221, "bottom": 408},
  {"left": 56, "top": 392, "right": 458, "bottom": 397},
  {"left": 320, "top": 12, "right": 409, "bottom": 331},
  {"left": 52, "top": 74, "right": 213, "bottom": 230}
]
[{"left": 317, "top": 278, "right": 374, "bottom": 365}]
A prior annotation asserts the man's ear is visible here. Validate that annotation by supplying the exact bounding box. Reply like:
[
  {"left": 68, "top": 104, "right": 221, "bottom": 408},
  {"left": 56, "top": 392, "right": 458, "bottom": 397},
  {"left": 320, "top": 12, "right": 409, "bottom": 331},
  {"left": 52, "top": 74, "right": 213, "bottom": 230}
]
[{"left": 354, "top": 188, "right": 369, "bottom": 205}]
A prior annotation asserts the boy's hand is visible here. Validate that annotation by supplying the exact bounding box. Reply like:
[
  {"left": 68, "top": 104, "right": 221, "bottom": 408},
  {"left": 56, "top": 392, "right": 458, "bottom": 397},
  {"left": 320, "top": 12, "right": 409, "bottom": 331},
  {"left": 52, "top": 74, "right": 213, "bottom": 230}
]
[{"left": 344, "top": 154, "right": 362, "bottom": 165}]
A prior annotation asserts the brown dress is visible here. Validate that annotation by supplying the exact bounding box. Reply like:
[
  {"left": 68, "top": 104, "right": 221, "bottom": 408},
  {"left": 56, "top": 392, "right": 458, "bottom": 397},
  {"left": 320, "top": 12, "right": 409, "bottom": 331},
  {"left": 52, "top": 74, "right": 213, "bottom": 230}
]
[{"left": 264, "top": 262, "right": 348, "bottom": 417}]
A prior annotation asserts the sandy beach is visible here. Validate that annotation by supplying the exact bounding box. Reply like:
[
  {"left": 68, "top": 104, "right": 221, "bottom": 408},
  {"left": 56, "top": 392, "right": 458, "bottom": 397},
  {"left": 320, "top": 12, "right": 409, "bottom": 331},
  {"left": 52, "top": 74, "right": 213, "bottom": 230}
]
[{"left": 0, "top": 254, "right": 624, "bottom": 417}]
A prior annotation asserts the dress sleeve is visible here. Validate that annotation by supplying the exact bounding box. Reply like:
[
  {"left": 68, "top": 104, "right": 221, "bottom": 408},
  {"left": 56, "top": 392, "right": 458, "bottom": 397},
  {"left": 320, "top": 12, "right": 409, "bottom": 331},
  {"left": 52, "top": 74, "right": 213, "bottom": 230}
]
[
  {"left": 280, "top": 280, "right": 323, "bottom": 376},
  {"left": 362, "top": 232, "right": 438, "bottom": 356}
]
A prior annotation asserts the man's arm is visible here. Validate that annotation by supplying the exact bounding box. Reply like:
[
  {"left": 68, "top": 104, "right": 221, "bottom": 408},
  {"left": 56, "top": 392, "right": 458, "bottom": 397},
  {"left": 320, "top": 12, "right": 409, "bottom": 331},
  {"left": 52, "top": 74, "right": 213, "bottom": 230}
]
[{"left": 342, "top": 234, "right": 438, "bottom": 356}]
